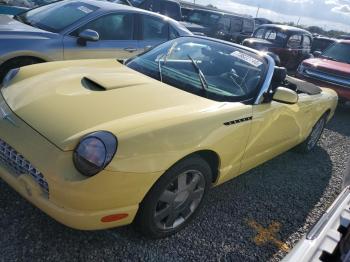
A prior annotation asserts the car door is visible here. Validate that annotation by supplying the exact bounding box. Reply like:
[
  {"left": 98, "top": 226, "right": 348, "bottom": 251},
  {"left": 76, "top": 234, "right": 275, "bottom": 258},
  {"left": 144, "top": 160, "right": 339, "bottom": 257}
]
[
  {"left": 285, "top": 33, "right": 303, "bottom": 69},
  {"left": 137, "top": 14, "right": 171, "bottom": 53},
  {"left": 301, "top": 34, "right": 312, "bottom": 59},
  {"left": 216, "top": 16, "right": 231, "bottom": 41},
  {"left": 240, "top": 95, "right": 311, "bottom": 174},
  {"left": 63, "top": 12, "right": 140, "bottom": 60},
  {"left": 240, "top": 18, "right": 255, "bottom": 42},
  {"left": 230, "top": 17, "right": 243, "bottom": 43}
]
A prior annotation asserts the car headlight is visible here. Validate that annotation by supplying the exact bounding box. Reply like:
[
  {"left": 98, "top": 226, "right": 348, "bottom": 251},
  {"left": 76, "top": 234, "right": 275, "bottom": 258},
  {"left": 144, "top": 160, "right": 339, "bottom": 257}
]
[
  {"left": 2, "top": 68, "right": 20, "bottom": 88},
  {"left": 73, "top": 131, "right": 118, "bottom": 177}
]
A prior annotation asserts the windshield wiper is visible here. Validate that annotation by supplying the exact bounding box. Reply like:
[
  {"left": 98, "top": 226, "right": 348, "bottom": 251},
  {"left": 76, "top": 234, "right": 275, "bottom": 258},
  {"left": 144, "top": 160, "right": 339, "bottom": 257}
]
[
  {"left": 157, "top": 41, "right": 178, "bottom": 82},
  {"left": 187, "top": 55, "right": 210, "bottom": 97},
  {"left": 13, "top": 14, "right": 26, "bottom": 24},
  {"left": 164, "top": 41, "right": 177, "bottom": 65},
  {"left": 158, "top": 54, "right": 165, "bottom": 82},
  {"left": 14, "top": 14, "right": 34, "bottom": 27}
]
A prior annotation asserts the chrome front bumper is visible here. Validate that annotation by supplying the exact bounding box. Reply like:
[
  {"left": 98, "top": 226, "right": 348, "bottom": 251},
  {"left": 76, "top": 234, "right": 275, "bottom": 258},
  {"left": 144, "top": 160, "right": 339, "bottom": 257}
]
[{"left": 0, "top": 138, "right": 49, "bottom": 195}]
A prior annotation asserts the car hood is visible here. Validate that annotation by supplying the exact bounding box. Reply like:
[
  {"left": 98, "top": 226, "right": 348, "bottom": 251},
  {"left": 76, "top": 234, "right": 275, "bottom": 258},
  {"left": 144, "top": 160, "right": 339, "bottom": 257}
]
[
  {"left": 0, "top": 15, "right": 56, "bottom": 39},
  {"left": 243, "top": 38, "right": 274, "bottom": 49},
  {"left": 1, "top": 59, "right": 219, "bottom": 151},
  {"left": 302, "top": 58, "right": 350, "bottom": 77},
  {"left": 180, "top": 21, "right": 208, "bottom": 34},
  {"left": 0, "top": 6, "right": 28, "bottom": 15}
]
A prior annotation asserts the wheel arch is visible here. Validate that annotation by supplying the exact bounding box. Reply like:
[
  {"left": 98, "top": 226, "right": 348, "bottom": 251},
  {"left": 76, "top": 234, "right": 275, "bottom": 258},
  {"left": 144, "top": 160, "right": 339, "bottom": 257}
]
[
  {"left": 138, "top": 149, "right": 222, "bottom": 207},
  {"left": 324, "top": 108, "right": 331, "bottom": 122},
  {"left": 194, "top": 150, "right": 221, "bottom": 184},
  {"left": 0, "top": 55, "right": 48, "bottom": 81},
  {"left": 161, "top": 150, "right": 221, "bottom": 186},
  {"left": 1, "top": 55, "right": 47, "bottom": 68}
]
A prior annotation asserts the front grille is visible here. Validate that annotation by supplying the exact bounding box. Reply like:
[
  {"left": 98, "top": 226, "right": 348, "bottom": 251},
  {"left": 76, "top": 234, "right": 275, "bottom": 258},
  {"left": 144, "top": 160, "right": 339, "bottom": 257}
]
[
  {"left": 0, "top": 138, "right": 49, "bottom": 195},
  {"left": 304, "top": 68, "right": 350, "bottom": 88}
]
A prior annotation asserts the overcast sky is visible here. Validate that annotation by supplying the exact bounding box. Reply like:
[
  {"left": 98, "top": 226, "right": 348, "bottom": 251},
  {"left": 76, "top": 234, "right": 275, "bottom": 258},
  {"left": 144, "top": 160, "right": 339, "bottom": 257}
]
[{"left": 184, "top": 0, "right": 350, "bottom": 32}]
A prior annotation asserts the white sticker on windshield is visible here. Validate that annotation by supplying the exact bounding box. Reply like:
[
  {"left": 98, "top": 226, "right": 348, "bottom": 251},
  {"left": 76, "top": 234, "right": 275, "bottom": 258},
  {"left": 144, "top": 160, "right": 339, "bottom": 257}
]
[
  {"left": 231, "top": 51, "right": 263, "bottom": 67},
  {"left": 78, "top": 6, "right": 93, "bottom": 14}
]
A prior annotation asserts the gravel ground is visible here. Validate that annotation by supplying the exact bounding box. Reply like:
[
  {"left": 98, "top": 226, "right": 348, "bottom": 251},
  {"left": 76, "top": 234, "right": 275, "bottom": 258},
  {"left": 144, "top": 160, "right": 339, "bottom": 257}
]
[{"left": 1, "top": 106, "right": 349, "bottom": 262}]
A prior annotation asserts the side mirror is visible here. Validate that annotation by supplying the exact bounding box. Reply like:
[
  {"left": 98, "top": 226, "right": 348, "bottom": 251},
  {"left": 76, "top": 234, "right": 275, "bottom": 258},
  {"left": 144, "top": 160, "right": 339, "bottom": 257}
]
[
  {"left": 117, "top": 58, "right": 127, "bottom": 64},
  {"left": 272, "top": 66, "right": 287, "bottom": 83},
  {"left": 313, "top": 51, "right": 322, "bottom": 58},
  {"left": 77, "top": 29, "right": 99, "bottom": 46},
  {"left": 272, "top": 87, "right": 298, "bottom": 104}
]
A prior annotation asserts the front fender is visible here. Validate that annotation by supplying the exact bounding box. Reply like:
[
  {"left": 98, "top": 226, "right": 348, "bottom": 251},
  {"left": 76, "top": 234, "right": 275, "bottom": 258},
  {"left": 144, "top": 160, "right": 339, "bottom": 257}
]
[
  {"left": 107, "top": 104, "right": 253, "bottom": 178},
  {"left": 0, "top": 38, "right": 63, "bottom": 66}
]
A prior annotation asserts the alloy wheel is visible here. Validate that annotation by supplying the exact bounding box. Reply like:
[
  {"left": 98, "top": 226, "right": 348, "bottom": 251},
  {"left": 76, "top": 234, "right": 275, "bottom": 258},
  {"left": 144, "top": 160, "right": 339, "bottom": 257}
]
[{"left": 154, "top": 170, "right": 206, "bottom": 230}]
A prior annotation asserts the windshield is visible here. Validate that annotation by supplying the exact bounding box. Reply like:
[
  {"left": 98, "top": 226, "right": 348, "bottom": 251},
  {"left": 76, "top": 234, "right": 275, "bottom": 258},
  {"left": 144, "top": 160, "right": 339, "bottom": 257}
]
[
  {"left": 254, "top": 28, "right": 287, "bottom": 45},
  {"left": 312, "top": 38, "right": 335, "bottom": 52},
  {"left": 127, "top": 37, "right": 267, "bottom": 102},
  {"left": 186, "top": 10, "right": 222, "bottom": 27},
  {"left": 322, "top": 42, "right": 350, "bottom": 64},
  {"left": 17, "top": 1, "right": 99, "bottom": 33}
]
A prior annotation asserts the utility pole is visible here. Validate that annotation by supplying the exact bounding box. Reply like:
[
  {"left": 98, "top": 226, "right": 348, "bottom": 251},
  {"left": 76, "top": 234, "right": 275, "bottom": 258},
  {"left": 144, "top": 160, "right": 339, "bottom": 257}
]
[
  {"left": 297, "top": 17, "right": 301, "bottom": 26},
  {"left": 256, "top": 6, "right": 260, "bottom": 18}
]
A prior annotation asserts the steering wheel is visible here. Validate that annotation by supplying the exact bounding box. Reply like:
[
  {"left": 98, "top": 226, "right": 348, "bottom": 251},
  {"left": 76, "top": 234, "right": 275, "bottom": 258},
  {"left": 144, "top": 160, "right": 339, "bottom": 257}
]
[{"left": 219, "top": 69, "right": 247, "bottom": 95}]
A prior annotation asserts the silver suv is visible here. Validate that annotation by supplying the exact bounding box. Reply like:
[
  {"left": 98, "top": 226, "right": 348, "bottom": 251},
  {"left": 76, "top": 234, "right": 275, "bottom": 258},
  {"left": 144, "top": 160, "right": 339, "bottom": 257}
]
[{"left": 0, "top": 0, "right": 191, "bottom": 80}]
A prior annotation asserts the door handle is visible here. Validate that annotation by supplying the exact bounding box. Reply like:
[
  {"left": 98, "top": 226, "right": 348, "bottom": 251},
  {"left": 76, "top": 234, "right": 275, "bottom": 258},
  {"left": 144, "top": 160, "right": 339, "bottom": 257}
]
[{"left": 124, "top": 48, "right": 138, "bottom": 53}]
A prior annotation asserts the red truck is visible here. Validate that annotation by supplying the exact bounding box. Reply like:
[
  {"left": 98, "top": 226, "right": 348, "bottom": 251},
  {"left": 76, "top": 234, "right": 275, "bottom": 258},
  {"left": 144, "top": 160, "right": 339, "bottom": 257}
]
[{"left": 297, "top": 40, "right": 350, "bottom": 103}]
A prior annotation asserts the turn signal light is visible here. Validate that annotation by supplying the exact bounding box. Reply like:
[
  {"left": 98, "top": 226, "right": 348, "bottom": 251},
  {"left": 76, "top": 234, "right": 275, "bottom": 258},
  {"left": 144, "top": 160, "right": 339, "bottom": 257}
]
[{"left": 101, "top": 214, "right": 128, "bottom": 223}]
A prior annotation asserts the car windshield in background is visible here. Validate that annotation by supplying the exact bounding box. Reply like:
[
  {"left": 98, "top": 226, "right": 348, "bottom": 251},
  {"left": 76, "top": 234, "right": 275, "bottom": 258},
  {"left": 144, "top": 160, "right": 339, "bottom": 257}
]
[
  {"left": 2, "top": 0, "right": 57, "bottom": 8},
  {"left": 254, "top": 28, "right": 287, "bottom": 45},
  {"left": 322, "top": 42, "right": 350, "bottom": 64},
  {"left": 186, "top": 10, "right": 222, "bottom": 27},
  {"left": 127, "top": 37, "right": 267, "bottom": 102},
  {"left": 16, "top": 1, "right": 99, "bottom": 33},
  {"left": 312, "top": 38, "right": 335, "bottom": 52}
]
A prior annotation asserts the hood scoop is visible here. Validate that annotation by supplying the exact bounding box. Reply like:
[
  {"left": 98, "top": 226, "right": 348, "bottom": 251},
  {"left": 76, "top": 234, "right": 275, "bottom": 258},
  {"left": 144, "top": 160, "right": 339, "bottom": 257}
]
[
  {"left": 82, "top": 73, "right": 151, "bottom": 91},
  {"left": 82, "top": 77, "right": 106, "bottom": 91}
]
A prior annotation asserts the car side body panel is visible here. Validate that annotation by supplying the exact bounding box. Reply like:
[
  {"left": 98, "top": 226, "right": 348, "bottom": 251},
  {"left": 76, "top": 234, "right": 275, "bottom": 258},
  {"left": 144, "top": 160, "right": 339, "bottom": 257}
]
[{"left": 240, "top": 91, "right": 336, "bottom": 175}]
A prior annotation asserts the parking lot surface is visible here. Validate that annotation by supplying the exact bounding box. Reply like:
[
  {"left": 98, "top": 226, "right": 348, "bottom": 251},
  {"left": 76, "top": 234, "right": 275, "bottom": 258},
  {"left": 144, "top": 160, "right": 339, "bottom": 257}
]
[{"left": 1, "top": 107, "right": 349, "bottom": 262}]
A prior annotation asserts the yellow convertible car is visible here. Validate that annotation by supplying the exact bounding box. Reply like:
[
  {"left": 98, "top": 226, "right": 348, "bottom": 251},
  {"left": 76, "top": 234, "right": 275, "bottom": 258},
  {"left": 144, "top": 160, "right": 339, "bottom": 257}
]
[{"left": 0, "top": 36, "right": 337, "bottom": 238}]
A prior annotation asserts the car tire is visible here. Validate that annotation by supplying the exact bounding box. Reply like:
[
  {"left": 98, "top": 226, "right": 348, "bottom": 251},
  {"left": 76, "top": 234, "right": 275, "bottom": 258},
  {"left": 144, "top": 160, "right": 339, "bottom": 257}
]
[
  {"left": 0, "top": 57, "right": 43, "bottom": 82},
  {"left": 134, "top": 155, "right": 212, "bottom": 238},
  {"left": 295, "top": 113, "right": 328, "bottom": 153}
]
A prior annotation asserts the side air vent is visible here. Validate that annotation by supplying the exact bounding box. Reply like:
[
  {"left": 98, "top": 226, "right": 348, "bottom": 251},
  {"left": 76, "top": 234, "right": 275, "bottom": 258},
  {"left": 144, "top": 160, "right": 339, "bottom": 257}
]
[
  {"left": 224, "top": 116, "right": 253, "bottom": 126},
  {"left": 81, "top": 77, "right": 106, "bottom": 91}
]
